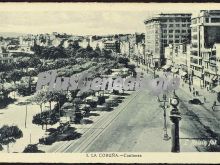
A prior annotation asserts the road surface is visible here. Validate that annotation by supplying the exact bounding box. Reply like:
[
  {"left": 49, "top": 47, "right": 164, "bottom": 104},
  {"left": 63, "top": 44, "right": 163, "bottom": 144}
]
[{"left": 44, "top": 71, "right": 213, "bottom": 152}]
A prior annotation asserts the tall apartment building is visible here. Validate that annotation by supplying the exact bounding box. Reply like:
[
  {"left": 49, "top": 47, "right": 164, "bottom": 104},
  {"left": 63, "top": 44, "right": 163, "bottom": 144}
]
[
  {"left": 190, "top": 10, "right": 220, "bottom": 88},
  {"left": 144, "top": 13, "right": 191, "bottom": 68}
]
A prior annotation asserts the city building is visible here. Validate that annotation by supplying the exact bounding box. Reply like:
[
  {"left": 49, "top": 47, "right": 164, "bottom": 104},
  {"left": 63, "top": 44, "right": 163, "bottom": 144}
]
[
  {"left": 103, "top": 40, "right": 120, "bottom": 53},
  {"left": 78, "top": 38, "right": 90, "bottom": 49},
  {"left": 120, "top": 41, "right": 130, "bottom": 56},
  {"left": 190, "top": 10, "right": 220, "bottom": 89},
  {"left": 19, "top": 35, "right": 35, "bottom": 47},
  {"left": 118, "top": 33, "right": 145, "bottom": 63},
  {"left": 0, "top": 47, "right": 13, "bottom": 64},
  {"left": 164, "top": 43, "right": 190, "bottom": 78},
  {"left": 144, "top": 13, "right": 191, "bottom": 68}
]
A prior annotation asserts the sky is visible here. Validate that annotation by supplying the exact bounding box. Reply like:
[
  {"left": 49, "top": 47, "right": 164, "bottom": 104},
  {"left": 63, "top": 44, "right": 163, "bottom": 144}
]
[
  {"left": 0, "top": 3, "right": 211, "bottom": 35},
  {"left": 0, "top": 10, "right": 154, "bottom": 35}
]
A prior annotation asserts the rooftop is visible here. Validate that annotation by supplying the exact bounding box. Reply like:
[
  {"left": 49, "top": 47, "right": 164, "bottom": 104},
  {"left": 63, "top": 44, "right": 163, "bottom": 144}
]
[{"left": 144, "top": 13, "right": 192, "bottom": 24}]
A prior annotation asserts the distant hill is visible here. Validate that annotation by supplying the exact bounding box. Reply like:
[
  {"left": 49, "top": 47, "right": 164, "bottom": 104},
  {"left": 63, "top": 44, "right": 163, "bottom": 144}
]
[{"left": 0, "top": 32, "right": 25, "bottom": 38}]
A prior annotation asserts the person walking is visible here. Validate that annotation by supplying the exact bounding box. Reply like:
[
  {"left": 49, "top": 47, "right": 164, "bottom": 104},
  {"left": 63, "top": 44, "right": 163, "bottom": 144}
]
[
  {"left": 204, "top": 97, "right": 206, "bottom": 103},
  {"left": 212, "top": 101, "right": 217, "bottom": 111},
  {"left": 193, "top": 91, "right": 195, "bottom": 96}
]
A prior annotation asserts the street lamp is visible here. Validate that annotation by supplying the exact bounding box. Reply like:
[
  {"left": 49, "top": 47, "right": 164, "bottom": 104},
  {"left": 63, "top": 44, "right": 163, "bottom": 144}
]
[
  {"left": 162, "top": 94, "right": 170, "bottom": 141},
  {"left": 169, "top": 96, "right": 181, "bottom": 153}
]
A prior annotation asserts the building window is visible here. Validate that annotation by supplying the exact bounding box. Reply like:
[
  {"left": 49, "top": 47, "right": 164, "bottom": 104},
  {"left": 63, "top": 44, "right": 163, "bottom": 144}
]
[
  {"left": 182, "top": 24, "right": 186, "bottom": 27},
  {"left": 163, "top": 30, "right": 167, "bottom": 33},
  {"left": 175, "top": 18, "right": 180, "bottom": 22},
  {"left": 182, "top": 30, "right": 186, "bottom": 33},
  {"left": 176, "top": 24, "right": 180, "bottom": 27},
  {"left": 192, "top": 35, "right": 197, "bottom": 40},
  {"left": 191, "top": 50, "right": 198, "bottom": 56},
  {"left": 192, "top": 18, "right": 197, "bottom": 24},
  {"left": 161, "top": 24, "right": 167, "bottom": 28},
  {"left": 199, "top": 59, "right": 202, "bottom": 65},
  {"left": 191, "top": 58, "right": 198, "bottom": 64},
  {"left": 161, "top": 19, "right": 167, "bottom": 22},
  {"left": 169, "top": 24, "right": 173, "bottom": 27},
  {"left": 169, "top": 30, "right": 173, "bottom": 33},
  {"left": 211, "top": 18, "right": 220, "bottom": 23},
  {"left": 175, "top": 40, "right": 179, "bottom": 43},
  {"left": 192, "top": 27, "right": 197, "bottom": 32},
  {"left": 169, "top": 19, "right": 173, "bottom": 22},
  {"left": 169, "top": 35, "right": 173, "bottom": 38},
  {"left": 192, "top": 43, "right": 198, "bottom": 48},
  {"left": 186, "top": 18, "right": 191, "bottom": 22},
  {"left": 175, "top": 35, "right": 179, "bottom": 38},
  {"left": 163, "top": 34, "right": 167, "bottom": 38},
  {"left": 205, "top": 18, "right": 209, "bottom": 23},
  {"left": 175, "top": 30, "right": 180, "bottom": 33}
]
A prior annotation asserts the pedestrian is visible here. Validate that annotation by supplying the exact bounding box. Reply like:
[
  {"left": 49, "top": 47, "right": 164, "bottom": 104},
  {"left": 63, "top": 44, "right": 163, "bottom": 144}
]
[
  {"left": 204, "top": 97, "right": 206, "bottom": 103},
  {"left": 212, "top": 101, "right": 217, "bottom": 111},
  {"left": 189, "top": 86, "right": 191, "bottom": 92},
  {"left": 214, "top": 101, "right": 217, "bottom": 106}
]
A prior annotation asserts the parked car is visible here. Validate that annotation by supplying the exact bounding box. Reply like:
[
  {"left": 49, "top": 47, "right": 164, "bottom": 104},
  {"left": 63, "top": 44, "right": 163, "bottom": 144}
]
[{"left": 188, "top": 98, "right": 203, "bottom": 105}]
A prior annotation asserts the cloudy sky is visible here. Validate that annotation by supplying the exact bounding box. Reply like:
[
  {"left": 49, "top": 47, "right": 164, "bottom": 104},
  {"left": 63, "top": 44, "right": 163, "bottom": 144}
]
[{"left": 0, "top": 3, "right": 212, "bottom": 35}]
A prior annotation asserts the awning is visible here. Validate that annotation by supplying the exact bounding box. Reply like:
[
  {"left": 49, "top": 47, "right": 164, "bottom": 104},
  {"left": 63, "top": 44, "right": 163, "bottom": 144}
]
[
  {"left": 212, "top": 85, "right": 220, "bottom": 92},
  {"left": 181, "top": 72, "right": 187, "bottom": 77},
  {"left": 212, "top": 75, "right": 218, "bottom": 81},
  {"left": 162, "top": 65, "right": 171, "bottom": 70},
  {"left": 171, "top": 68, "right": 179, "bottom": 73}
]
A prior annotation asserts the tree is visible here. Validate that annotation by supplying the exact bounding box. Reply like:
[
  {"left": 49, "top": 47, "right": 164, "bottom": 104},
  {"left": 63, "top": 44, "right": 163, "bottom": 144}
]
[
  {"left": 28, "top": 57, "right": 42, "bottom": 68},
  {"left": 0, "top": 125, "right": 23, "bottom": 152},
  {"left": 30, "top": 90, "right": 47, "bottom": 118},
  {"left": 41, "top": 46, "right": 67, "bottom": 60},
  {"left": 95, "top": 44, "right": 101, "bottom": 53},
  {"left": 86, "top": 43, "right": 93, "bottom": 52},
  {"left": 32, "top": 110, "right": 59, "bottom": 130},
  {"left": 31, "top": 43, "right": 44, "bottom": 58},
  {"left": 30, "top": 90, "right": 46, "bottom": 129},
  {"left": 6, "top": 70, "right": 23, "bottom": 98},
  {"left": 69, "top": 40, "right": 80, "bottom": 50},
  {"left": 16, "top": 57, "right": 30, "bottom": 71},
  {"left": 118, "top": 57, "right": 129, "bottom": 66},
  {"left": 32, "top": 90, "right": 67, "bottom": 129},
  {"left": 6, "top": 70, "right": 23, "bottom": 85},
  {"left": 0, "top": 63, "right": 15, "bottom": 73}
]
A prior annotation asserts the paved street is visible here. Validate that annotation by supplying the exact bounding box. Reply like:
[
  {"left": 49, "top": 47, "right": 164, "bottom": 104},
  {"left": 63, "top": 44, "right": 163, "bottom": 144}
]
[{"left": 43, "top": 69, "right": 215, "bottom": 152}]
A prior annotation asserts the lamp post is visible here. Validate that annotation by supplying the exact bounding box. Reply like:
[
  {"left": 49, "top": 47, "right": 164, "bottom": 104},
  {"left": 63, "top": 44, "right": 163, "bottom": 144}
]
[
  {"left": 24, "top": 101, "right": 29, "bottom": 128},
  {"left": 162, "top": 94, "right": 170, "bottom": 141},
  {"left": 169, "top": 96, "right": 181, "bottom": 153}
]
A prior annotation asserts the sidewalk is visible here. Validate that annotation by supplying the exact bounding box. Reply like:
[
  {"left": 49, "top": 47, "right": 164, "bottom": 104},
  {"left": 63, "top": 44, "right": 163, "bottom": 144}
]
[{"left": 134, "top": 61, "right": 217, "bottom": 109}]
